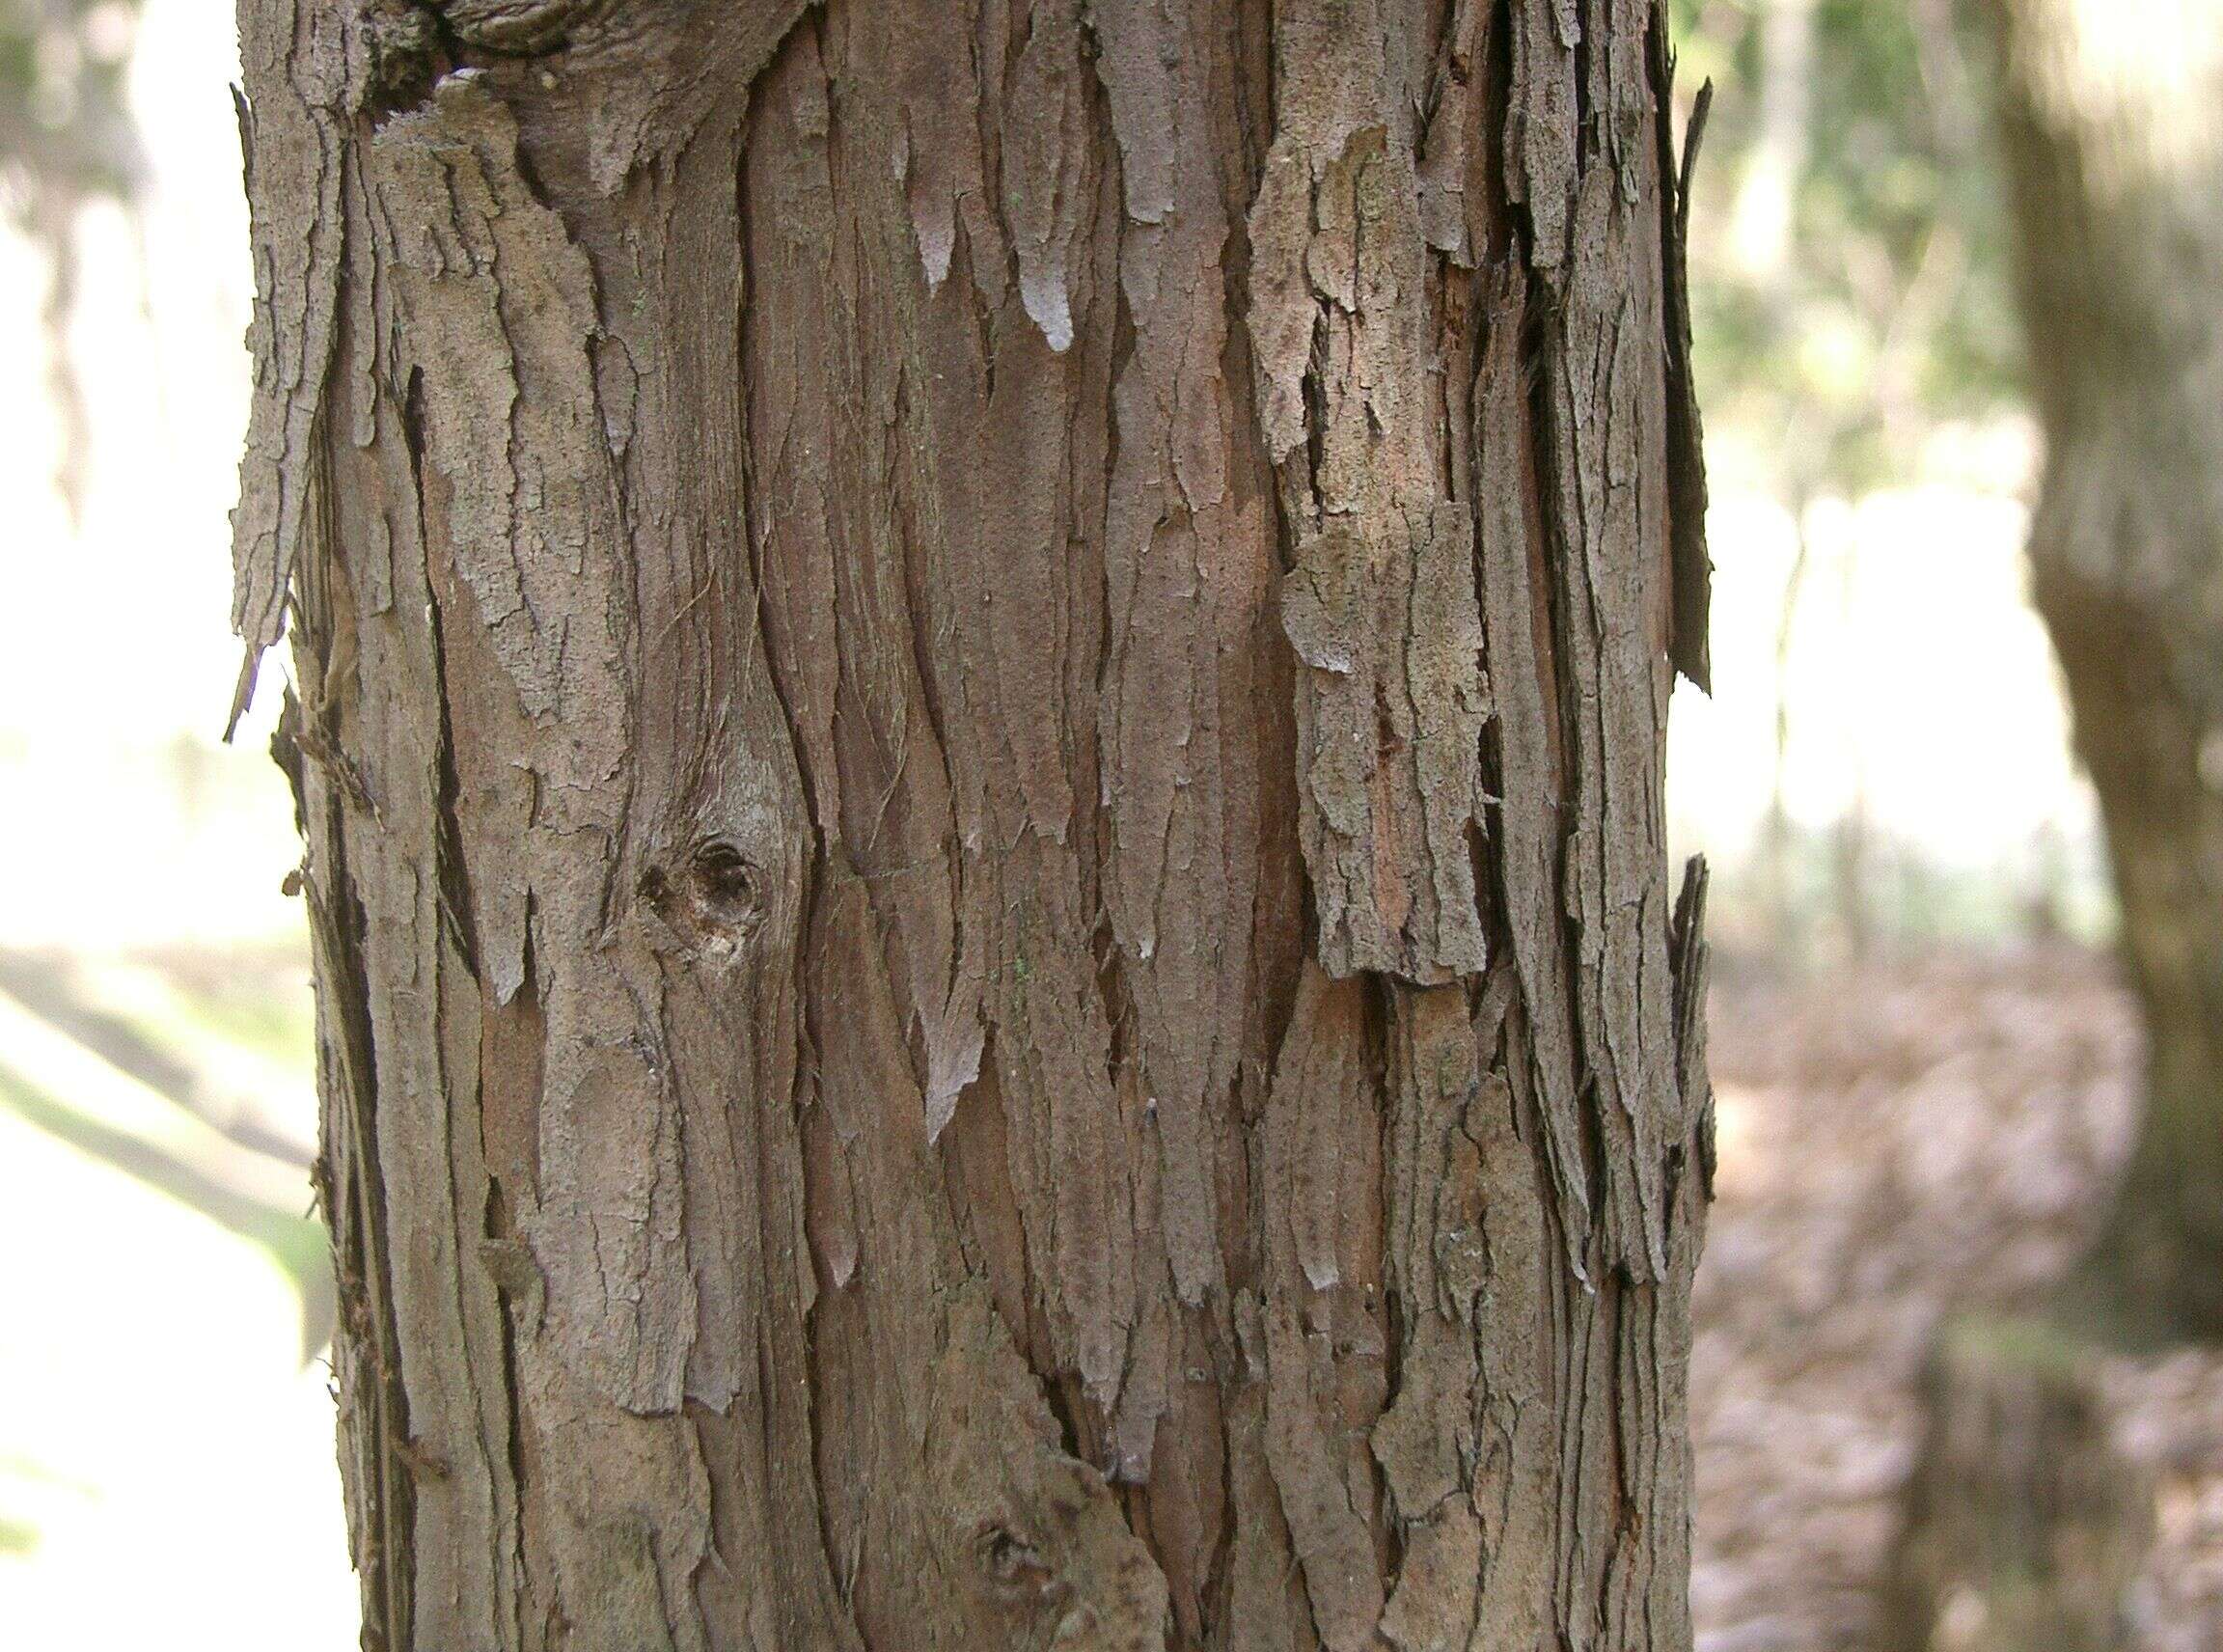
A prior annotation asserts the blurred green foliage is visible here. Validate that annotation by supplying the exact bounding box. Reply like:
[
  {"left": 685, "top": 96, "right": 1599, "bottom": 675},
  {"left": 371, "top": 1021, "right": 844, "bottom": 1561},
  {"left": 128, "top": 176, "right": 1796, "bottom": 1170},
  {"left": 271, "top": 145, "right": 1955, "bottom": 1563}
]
[
  {"left": 2, "top": 0, "right": 142, "bottom": 514},
  {"left": 0, "top": 1453, "right": 96, "bottom": 1559},
  {"left": 137, "top": 944, "right": 320, "bottom": 1070},
  {"left": 0, "top": 0, "right": 138, "bottom": 222},
  {"left": 1673, "top": 0, "right": 2022, "bottom": 494}
]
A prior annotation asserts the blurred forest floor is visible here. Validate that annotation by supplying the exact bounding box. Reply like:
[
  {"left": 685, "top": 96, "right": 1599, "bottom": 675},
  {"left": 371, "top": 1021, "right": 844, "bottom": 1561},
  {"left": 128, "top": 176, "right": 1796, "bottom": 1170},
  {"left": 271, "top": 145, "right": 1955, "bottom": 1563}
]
[{"left": 1696, "top": 944, "right": 2223, "bottom": 1652}]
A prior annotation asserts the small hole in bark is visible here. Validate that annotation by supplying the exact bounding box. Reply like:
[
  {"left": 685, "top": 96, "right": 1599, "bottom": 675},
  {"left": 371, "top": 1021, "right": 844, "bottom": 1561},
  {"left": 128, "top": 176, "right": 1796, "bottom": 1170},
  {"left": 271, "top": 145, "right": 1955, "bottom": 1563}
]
[
  {"left": 689, "top": 840, "right": 761, "bottom": 927},
  {"left": 978, "top": 1524, "right": 1053, "bottom": 1593},
  {"left": 639, "top": 843, "right": 764, "bottom": 952}
]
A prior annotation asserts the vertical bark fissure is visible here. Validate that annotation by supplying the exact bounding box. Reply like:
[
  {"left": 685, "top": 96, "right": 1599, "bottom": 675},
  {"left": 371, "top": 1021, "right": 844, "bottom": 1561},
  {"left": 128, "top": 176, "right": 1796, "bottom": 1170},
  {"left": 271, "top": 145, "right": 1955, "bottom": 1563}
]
[
  {"left": 317, "top": 832, "right": 416, "bottom": 1652},
  {"left": 726, "top": 103, "right": 865, "bottom": 1626}
]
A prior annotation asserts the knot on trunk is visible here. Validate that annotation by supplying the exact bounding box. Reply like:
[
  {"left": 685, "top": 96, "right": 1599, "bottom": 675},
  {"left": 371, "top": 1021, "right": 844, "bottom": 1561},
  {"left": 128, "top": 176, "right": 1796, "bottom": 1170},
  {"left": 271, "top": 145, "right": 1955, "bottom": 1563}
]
[
  {"left": 436, "top": 0, "right": 614, "bottom": 54},
  {"left": 639, "top": 839, "right": 766, "bottom": 957}
]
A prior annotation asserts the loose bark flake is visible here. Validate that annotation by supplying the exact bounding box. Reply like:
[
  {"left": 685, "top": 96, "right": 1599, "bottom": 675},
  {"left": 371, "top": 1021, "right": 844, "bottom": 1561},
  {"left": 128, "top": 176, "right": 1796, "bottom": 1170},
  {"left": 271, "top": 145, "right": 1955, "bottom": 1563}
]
[
  {"left": 234, "top": 2, "right": 1713, "bottom": 1648},
  {"left": 228, "top": 0, "right": 348, "bottom": 730},
  {"left": 1248, "top": 1, "right": 1493, "bottom": 986}
]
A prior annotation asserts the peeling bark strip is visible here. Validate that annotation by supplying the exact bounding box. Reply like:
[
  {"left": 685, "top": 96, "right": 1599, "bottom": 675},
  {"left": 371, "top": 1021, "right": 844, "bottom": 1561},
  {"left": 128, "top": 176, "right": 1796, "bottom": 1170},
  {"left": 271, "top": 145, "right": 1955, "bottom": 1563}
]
[
  {"left": 235, "top": 1, "right": 1711, "bottom": 1648},
  {"left": 1247, "top": 3, "right": 1493, "bottom": 985}
]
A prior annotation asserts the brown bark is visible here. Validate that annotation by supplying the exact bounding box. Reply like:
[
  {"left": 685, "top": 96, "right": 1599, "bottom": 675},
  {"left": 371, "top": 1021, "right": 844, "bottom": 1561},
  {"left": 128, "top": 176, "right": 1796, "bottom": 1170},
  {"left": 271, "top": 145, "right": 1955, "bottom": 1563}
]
[
  {"left": 231, "top": 3, "right": 1713, "bottom": 1648},
  {"left": 1986, "top": 0, "right": 2223, "bottom": 1345}
]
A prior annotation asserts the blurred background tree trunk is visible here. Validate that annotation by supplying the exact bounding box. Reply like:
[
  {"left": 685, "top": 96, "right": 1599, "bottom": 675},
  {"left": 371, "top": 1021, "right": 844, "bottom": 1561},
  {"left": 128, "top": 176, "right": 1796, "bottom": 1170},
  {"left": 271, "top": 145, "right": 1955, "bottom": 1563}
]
[
  {"left": 1987, "top": 0, "right": 2223, "bottom": 1345},
  {"left": 232, "top": 2, "right": 1713, "bottom": 1648},
  {"left": 1888, "top": 10, "right": 2223, "bottom": 1645}
]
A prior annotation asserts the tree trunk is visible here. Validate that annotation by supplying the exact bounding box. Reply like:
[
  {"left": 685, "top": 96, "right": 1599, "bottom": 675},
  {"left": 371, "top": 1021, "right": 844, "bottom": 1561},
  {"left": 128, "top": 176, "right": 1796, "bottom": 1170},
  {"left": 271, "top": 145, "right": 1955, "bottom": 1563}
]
[
  {"left": 1985, "top": 0, "right": 2223, "bottom": 1345},
  {"left": 230, "top": 4, "right": 1714, "bottom": 1648}
]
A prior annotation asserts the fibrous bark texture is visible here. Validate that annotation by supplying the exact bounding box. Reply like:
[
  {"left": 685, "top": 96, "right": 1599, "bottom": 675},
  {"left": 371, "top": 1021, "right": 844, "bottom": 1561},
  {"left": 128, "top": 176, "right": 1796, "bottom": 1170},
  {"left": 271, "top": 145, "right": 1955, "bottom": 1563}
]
[
  {"left": 232, "top": 2, "right": 1713, "bottom": 1647},
  {"left": 1987, "top": 0, "right": 2223, "bottom": 1343}
]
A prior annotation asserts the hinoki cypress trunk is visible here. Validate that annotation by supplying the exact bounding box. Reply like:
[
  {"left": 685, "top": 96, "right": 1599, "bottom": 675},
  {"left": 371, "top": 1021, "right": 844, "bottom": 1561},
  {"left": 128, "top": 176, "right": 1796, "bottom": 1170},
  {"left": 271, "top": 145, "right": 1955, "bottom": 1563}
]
[
  {"left": 1987, "top": 0, "right": 2223, "bottom": 1345},
  {"left": 231, "top": 4, "right": 1715, "bottom": 1648}
]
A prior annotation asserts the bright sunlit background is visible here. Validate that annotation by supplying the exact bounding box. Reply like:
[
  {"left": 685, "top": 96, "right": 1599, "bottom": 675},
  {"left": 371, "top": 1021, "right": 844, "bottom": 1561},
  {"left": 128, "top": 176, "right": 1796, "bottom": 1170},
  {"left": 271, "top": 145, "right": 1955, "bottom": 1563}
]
[
  {"left": 0, "top": 0, "right": 352, "bottom": 1644},
  {"left": 0, "top": 1, "right": 2113, "bottom": 1648}
]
